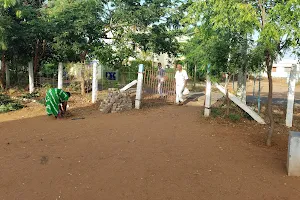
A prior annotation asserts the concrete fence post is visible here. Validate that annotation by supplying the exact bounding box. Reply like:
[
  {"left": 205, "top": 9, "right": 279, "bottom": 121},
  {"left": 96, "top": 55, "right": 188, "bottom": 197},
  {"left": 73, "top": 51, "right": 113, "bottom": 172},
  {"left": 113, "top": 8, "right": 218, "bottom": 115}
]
[
  {"left": 204, "top": 65, "right": 211, "bottom": 117},
  {"left": 58, "top": 62, "right": 63, "bottom": 89},
  {"left": 286, "top": 64, "right": 297, "bottom": 127},
  {"left": 28, "top": 61, "right": 34, "bottom": 94},
  {"left": 92, "top": 60, "right": 99, "bottom": 103},
  {"left": 135, "top": 64, "right": 144, "bottom": 109}
]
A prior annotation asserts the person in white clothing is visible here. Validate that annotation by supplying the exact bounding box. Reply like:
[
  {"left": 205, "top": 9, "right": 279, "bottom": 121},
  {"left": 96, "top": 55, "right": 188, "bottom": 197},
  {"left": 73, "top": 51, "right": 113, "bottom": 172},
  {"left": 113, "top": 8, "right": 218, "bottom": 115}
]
[{"left": 174, "top": 64, "right": 188, "bottom": 105}]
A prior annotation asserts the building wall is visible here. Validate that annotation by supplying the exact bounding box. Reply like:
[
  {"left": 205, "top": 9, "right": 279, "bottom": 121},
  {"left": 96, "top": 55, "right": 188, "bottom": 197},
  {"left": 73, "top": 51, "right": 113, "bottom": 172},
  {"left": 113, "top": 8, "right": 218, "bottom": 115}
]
[{"left": 262, "top": 59, "right": 299, "bottom": 78}]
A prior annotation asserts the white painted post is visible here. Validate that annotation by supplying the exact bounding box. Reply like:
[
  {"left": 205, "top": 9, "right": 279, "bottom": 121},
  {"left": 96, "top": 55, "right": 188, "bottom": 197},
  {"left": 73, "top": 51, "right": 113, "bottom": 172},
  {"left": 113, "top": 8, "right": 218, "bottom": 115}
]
[
  {"left": 28, "top": 61, "right": 34, "bottom": 93},
  {"left": 204, "top": 65, "right": 211, "bottom": 117},
  {"left": 92, "top": 60, "right": 98, "bottom": 103},
  {"left": 287, "top": 131, "right": 300, "bottom": 176},
  {"left": 135, "top": 64, "right": 144, "bottom": 109},
  {"left": 57, "top": 62, "right": 63, "bottom": 89},
  {"left": 286, "top": 65, "right": 297, "bottom": 127}
]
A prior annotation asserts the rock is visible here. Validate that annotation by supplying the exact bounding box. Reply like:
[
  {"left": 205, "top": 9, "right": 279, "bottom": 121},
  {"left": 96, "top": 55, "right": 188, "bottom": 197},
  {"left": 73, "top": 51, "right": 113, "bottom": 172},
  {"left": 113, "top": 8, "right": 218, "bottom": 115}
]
[{"left": 99, "top": 88, "right": 133, "bottom": 114}]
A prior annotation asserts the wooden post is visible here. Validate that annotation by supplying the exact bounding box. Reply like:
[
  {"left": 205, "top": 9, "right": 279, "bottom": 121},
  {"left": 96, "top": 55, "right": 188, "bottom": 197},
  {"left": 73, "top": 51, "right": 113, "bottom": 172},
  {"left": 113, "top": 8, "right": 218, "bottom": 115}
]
[
  {"left": 57, "top": 62, "right": 63, "bottom": 89},
  {"left": 92, "top": 60, "right": 98, "bottom": 103},
  {"left": 286, "top": 64, "right": 297, "bottom": 127},
  {"left": 204, "top": 65, "right": 211, "bottom": 117},
  {"left": 135, "top": 64, "right": 144, "bottom": 109},
  {"left": 28, "top": 61, "right": 34, "bottom": 93}
]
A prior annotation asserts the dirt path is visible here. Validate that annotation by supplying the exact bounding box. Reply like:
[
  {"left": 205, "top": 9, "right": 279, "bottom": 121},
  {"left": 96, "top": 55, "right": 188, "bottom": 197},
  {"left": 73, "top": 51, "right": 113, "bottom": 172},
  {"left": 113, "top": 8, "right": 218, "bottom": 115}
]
[{"left": 1, "top": 105, "right": 300, "bottom": 200}]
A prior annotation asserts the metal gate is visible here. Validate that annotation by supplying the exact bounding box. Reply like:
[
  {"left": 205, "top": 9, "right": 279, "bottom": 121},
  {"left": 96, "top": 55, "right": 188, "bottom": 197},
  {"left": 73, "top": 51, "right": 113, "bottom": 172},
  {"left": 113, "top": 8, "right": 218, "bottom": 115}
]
[{"left": 143, "top": 69, "right": 176, "bottom": 103}]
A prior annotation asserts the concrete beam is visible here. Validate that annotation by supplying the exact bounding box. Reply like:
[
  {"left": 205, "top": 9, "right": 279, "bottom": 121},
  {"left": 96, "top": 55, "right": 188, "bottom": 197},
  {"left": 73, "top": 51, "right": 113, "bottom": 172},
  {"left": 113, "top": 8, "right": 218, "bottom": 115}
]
[
  {"left": 120, "top": 80, "right": 138, "bottom": 93},
  {"left": 215, "top": 83, "right": 266, "bottom": 124}
]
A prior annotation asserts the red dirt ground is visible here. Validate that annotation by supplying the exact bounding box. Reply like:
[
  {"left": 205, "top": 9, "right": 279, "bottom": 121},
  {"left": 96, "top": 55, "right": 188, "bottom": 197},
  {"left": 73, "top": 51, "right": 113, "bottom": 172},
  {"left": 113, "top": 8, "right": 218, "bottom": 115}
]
[{"left": 1, "top": 102, "right": 300, "bottom": 200}]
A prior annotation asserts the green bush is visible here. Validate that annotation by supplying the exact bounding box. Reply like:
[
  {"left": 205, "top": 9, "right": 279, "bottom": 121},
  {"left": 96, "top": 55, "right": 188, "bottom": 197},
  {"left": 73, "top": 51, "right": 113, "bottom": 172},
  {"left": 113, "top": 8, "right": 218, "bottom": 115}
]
[
  {"left": 211, "top": 108, "right": 222, "bottom": 118},
  {"left": 0, "top": 94, "right": 24, "bottom": 113},
  {"left": 21, "top": 91, "right": 40, "bottom": 99},
  {"left": 41, "top": 83, "right": 53, "bottom": 91},
  {"left": 38, "top": 98, "right": 46, "bottom": 105},
  {"left": 228, "top": 113, "right": 241, "bottom": 122}
]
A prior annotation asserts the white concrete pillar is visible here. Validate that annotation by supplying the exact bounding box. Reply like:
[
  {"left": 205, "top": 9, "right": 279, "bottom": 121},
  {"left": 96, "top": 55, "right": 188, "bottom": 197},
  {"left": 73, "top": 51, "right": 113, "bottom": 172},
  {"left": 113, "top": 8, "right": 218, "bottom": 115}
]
[
  {"left": 204, "top": 74, "right": 211, "bottom": 117},
  {"left": 57, "top": 62, "right": 63, "bottom": 89},
  {"left": 28, "top": 61, "right": 34, "bottom": 93},
  {"left": 286, "top": 64, "right": 297, "bottom": 127},
  {"left": 287, "top": 131, "right": 300, "bottom": 176},
  {"left": 135, "top": 64, "right": 144, "bottom": 109},
  {"left": 92, "top": 60, "right": 98, "bottom": 103}
]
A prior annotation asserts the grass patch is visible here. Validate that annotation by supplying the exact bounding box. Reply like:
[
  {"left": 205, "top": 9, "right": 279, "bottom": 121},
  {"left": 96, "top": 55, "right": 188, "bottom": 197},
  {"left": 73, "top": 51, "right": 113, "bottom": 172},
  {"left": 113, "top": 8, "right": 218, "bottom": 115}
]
[
  {"left": 211, "top": 107, "right": 222, "bottom": 118},
  {"left": 21, "top": 91, "right": 40, "bottom": 99},
  {"left": 228, "top": 113, "right": 241, "bottom": 122}
]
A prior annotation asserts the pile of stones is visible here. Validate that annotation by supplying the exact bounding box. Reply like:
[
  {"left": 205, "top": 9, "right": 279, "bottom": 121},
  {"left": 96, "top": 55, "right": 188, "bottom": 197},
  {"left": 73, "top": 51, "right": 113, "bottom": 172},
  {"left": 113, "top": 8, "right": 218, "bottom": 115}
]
[{"left": 99, "top": 88, "right": 134, "bottom": 114}]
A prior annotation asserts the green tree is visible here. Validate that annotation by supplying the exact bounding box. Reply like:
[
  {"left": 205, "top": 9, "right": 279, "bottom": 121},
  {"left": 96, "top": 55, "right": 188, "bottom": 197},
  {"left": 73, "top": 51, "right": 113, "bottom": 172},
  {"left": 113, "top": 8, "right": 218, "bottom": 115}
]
[
  {"left": 253, "top": 0, "right": 300, "bottom": 146},
  {"left": 184, "top": 0, "right": 300, "bottom": 146}
]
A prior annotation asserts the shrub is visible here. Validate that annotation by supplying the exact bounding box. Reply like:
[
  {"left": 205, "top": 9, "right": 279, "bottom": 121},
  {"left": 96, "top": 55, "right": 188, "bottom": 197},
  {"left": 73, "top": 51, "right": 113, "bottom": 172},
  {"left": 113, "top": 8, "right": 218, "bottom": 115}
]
[
  {"left": 0, "top": 94, "right": 24, "bottom": 113},
  {"left": 211, "top": 108, "right": 222, "bottom": 118},
  {"left": 228, "top": 113, "right": 241, "bottom": 122}
]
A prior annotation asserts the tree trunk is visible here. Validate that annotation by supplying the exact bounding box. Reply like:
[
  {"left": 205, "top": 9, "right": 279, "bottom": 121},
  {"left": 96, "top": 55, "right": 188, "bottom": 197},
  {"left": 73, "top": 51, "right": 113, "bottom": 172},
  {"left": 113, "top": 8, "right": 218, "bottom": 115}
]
[
  {"left": 1, "top": 52, "right": 6, "bottom": 89},
  {"left": 253, "top": 74, "right": 256, "bottom": 97},
  {"left": 266, "top": 54, "right": 274, "bottom": 146},
  {"left": 258, "top": 73, "right": 261, "bottom": 114},
  {"left": 5, "top": 64, "right": 10, "bottom": 88},
  {"left": 120, "top": 71, "right": 126, "bottom": 85},
  {"left": 232, "top": 74, "right": 235, "bottom": 91},
  {"left": 225, "top": 74, "right": 230, "bottom": 116},
  {"left": 193, "top": 65, "right": 197, "bottom": 89},
  {"left": 34, "top": 39, "right": 40, "bottom": 86},
  {"left": 80, "top": 51, "right": 87, "bottom": 95},
  {"left": 81, "top": 63, "right": 85, "bottom": 95},
  {"left": 237, "top": 68, "right": 247, "bottom": 104}
]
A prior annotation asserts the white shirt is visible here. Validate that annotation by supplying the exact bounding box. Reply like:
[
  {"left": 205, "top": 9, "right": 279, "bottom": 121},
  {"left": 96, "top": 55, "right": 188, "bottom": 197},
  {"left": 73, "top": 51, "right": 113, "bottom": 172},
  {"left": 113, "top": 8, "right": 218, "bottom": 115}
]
[{"left": 175, "top": 70, "right": 188, "bottom": 86}]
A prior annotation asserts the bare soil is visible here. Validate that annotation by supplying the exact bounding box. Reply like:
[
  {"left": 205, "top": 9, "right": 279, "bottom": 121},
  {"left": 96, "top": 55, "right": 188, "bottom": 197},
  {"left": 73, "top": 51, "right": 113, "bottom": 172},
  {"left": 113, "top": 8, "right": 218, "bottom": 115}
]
[{"left": 1, "top": 98, "right": 300, "bottom": 199}]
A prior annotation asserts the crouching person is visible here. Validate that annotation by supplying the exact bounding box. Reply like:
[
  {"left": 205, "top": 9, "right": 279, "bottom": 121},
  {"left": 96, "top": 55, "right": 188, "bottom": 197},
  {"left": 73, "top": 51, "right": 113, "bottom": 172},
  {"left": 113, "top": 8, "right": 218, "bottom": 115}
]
[{"left": 45, "top": 88, "right": 71, "bottom": 119}]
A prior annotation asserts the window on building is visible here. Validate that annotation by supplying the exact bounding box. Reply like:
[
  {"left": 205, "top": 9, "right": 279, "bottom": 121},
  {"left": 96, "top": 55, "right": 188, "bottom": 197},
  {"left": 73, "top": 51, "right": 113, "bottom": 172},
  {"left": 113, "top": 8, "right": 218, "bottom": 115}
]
[{"left": 272, "top": 67, "right": 277, "bottom": 72}]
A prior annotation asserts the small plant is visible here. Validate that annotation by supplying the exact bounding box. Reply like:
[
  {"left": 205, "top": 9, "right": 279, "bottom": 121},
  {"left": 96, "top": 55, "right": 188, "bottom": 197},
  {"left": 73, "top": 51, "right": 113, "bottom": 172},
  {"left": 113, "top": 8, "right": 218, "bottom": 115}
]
[
  {"left": 211, "top": 108, "right": 222, "bottom": 118},
  {"left": 0, "top": 94, "right": 24, "bottom": 113},
  {"left": 38, "top": 98, "right": 46, "bottom": 105},
  {"left": 228, "top": 113, "right": 241, "bottom": 122},
  {"left": 21, "top": 91, "right": 40, "bottom": 99},
  {"left": 41, "top": 83, "right": 53, "bottom": 91}
]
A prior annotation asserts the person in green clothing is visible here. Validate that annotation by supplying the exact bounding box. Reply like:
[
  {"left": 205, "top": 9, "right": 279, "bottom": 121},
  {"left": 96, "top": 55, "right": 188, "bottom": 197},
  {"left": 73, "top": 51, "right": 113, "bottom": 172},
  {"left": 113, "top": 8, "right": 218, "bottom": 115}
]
[{"left": 45, "top": 88, "right": 71, "bottom": 118}]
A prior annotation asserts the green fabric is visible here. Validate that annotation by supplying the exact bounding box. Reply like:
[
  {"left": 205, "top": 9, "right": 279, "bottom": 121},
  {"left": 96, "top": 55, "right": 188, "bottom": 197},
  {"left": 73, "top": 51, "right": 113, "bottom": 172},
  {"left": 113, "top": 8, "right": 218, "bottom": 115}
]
[{"left": 45, "top": 88, "right": 69, "bottom": 116}]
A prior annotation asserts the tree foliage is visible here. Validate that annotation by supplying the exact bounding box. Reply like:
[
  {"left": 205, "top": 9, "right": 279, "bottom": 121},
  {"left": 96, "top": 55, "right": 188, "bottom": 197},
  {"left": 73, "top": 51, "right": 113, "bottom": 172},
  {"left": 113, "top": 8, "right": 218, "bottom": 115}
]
[{"left": 183, "top": 0, "right": 300, "bottom": 145}]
